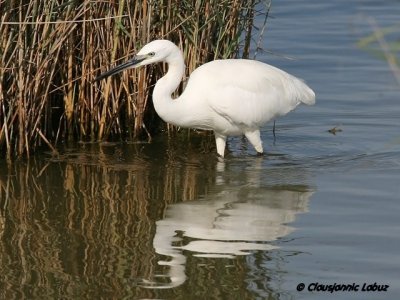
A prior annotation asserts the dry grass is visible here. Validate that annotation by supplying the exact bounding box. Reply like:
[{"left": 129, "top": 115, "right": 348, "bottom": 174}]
[{"left": 0, "top": 0, "right": 270, "bottom": 157}]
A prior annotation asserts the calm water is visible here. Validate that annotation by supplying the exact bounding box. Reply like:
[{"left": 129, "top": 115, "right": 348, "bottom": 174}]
[{"left": 1, "top": 1, "right": 400, "bottom": 299}]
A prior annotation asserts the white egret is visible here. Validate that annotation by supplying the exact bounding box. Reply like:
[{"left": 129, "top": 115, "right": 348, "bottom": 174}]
[{"left": 95, "top": 40, "right": 315, "bottom": 157}]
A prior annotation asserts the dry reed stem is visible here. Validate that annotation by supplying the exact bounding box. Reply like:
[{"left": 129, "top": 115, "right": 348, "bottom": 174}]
[
  {"left": 0, "top": 0, "right": 271, "bottom": 157},
  {"left": 366, "top": 17, "right": 400, "bottom": 85}
]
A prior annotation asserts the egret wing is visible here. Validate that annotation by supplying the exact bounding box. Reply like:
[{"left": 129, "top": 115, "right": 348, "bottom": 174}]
[
  {"left": 207, "top": 83, "right": 283, "bottom": 128},
  {"left": 185, "top": 59, "right": 314, "bottom": 128}
]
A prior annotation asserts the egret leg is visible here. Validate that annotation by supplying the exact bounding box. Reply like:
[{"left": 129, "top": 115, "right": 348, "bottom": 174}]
[
  {"left": 214, "top": 132, "right": 227, "bottom": 158},
  {"left": 244, "top": 130, "right": 263, "bottom": 155}
]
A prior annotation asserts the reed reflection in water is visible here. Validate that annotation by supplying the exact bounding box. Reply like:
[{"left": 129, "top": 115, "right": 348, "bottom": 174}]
[{"left": 0, "top": 141, "right": 313, "bottom": 298}]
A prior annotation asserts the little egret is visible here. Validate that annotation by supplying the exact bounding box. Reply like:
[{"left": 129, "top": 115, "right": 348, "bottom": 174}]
[{"left": 95, "top": 40, "right": 315, "bottom": 157}]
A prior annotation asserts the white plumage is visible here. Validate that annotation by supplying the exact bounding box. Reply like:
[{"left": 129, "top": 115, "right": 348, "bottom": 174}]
[{"left": 95, "top": 40, "right": 315, "bottom": 157}]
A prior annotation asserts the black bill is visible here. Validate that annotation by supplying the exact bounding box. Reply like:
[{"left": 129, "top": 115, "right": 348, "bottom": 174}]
[{"left": 94, "top": 56, "right": 146, "bottom": 82}]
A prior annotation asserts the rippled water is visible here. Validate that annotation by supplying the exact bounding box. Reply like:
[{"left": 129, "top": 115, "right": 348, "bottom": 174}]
[{"left": 1, "top": 1, "right": 400, "bottom": 299}]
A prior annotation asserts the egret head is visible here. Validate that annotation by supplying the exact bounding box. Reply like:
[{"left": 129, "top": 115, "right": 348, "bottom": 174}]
[{"left": 94, "top": 40, "right": 181, "bottom": 82}]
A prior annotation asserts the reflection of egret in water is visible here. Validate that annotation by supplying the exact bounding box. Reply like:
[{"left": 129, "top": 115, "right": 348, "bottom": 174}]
[{"left": 146, "top": 158, "right": 313, "bottom": 288}]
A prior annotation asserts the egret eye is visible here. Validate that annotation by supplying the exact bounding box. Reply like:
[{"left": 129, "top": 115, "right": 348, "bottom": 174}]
[{"left": 148, "top": 52, "right": 155, "bottom": 57}]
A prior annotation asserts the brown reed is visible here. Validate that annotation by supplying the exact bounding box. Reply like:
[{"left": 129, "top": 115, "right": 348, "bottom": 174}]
[{"left": 0, "top": 0, "right": 270, "bottom": 157}]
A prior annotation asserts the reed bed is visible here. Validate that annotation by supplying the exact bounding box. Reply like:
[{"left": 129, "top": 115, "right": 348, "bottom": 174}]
[{"left": 0, "top": 0, "right": 270, "bottom": 157}]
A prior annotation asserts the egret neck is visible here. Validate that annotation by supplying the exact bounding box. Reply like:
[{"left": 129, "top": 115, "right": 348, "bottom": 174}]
[{"left": 152, "top": 50, "right": 186, "bottom": 127}]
